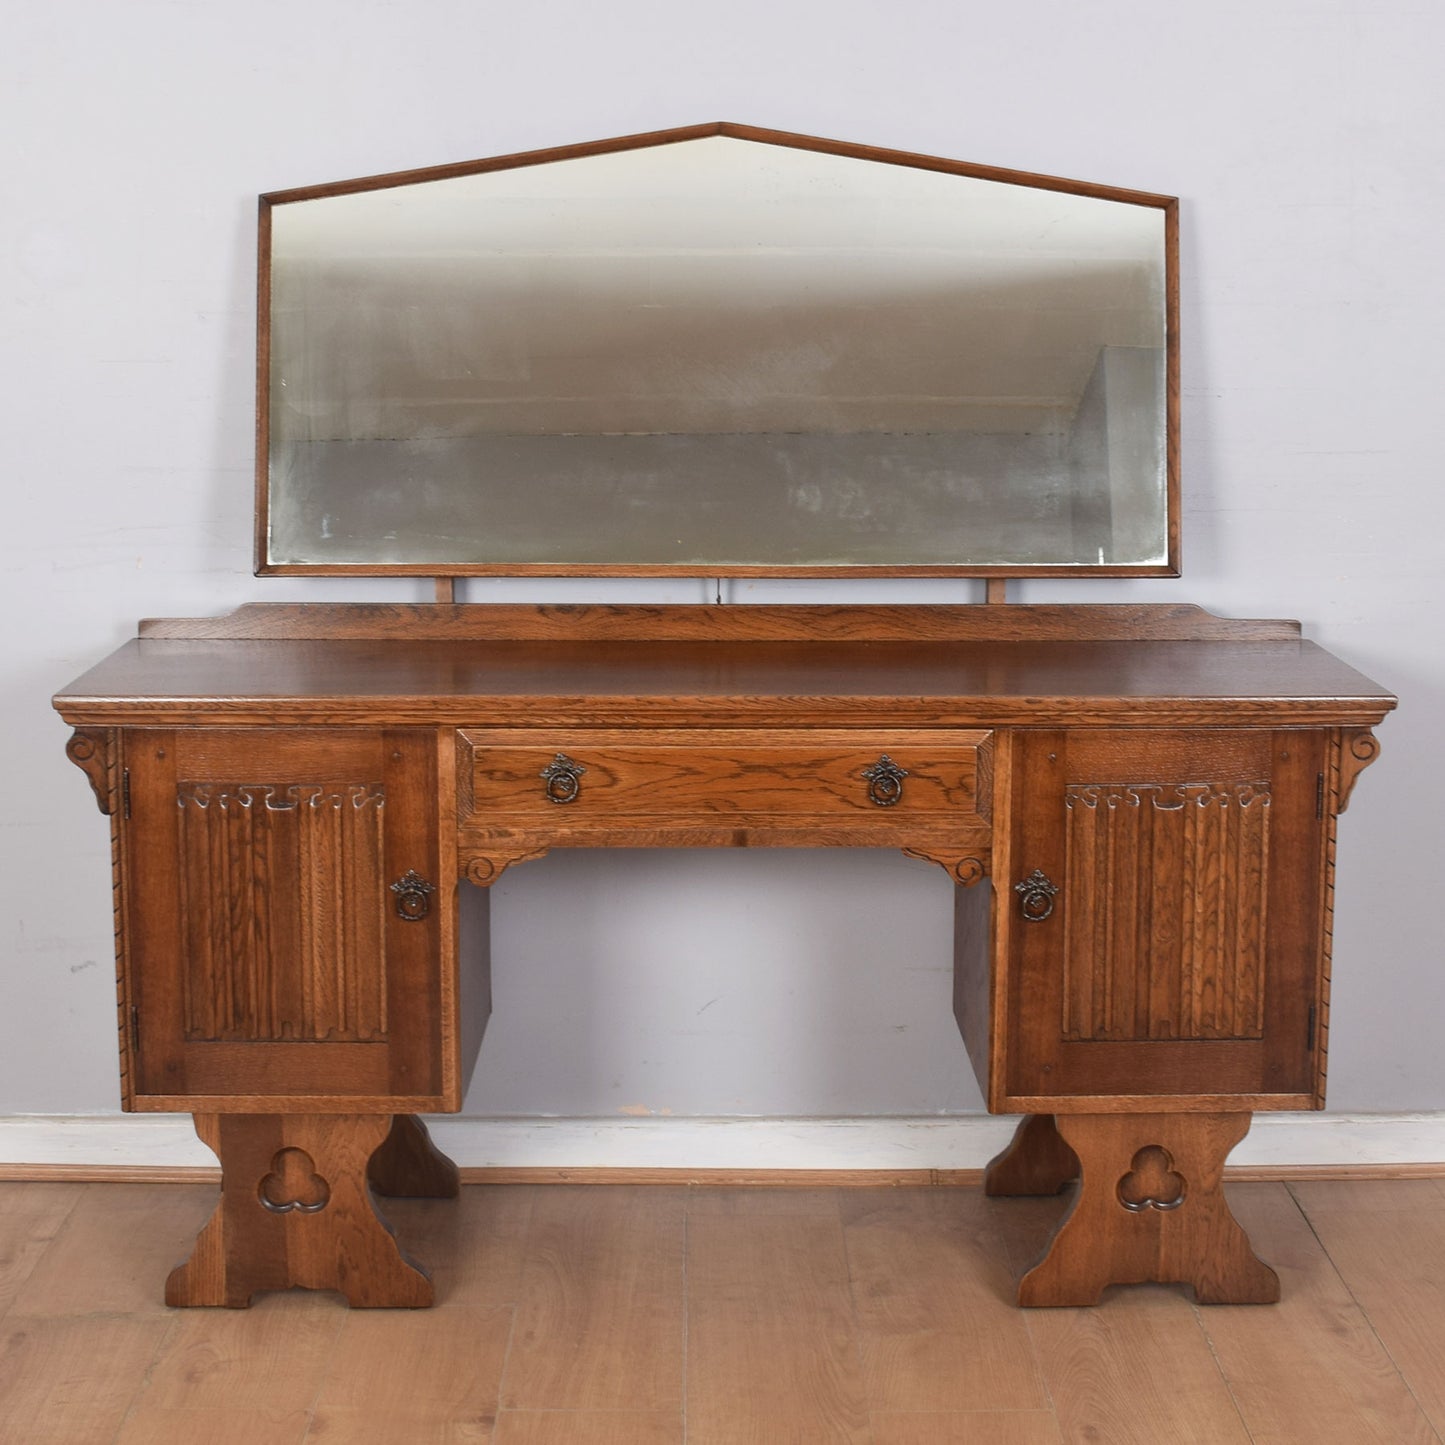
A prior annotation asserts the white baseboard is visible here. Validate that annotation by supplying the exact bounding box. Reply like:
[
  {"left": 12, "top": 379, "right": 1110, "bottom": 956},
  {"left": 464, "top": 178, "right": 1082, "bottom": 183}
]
[{"left": 1, "top": 1111, "right": 1443, "bottom": 1173}]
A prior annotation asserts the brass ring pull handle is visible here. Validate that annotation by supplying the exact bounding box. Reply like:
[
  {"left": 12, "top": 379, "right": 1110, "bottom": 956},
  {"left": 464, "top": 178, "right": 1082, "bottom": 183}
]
[
  {"left": 541, "top": 753, "right": 587, "bottom": 804},
  {"left": 1014, "top": 869, "right": 1059, "bottom": 922},
  {"left": 390, "top": 870, "right": 436, "bottom": 922},
  {"left": 862, "top": 755, "right": 909, "bottom": 807}
]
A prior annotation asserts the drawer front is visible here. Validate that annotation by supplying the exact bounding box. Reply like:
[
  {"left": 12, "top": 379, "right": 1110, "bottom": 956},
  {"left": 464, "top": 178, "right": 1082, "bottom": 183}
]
[{"left": 459, "top": 728, "right": 992, "bottom": 824}]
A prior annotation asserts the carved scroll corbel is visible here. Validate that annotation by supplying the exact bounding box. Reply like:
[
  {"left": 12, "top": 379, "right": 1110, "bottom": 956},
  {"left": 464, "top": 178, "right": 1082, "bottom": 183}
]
[
  {"left": 462, "top": 845, "right": 551, "bottom": 887},
  {"left": 900, "top": 847, "right": 988, "bottom": 886},
  {"left": 1334, "top": 729, "right": 1382, "bottom": 814},
  {"left": 65, "top": 728, "right": 116, "bottom": 814}
]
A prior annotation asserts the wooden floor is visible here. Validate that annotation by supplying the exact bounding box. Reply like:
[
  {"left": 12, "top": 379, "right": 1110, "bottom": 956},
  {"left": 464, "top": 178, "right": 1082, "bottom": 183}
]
[{"left": 2, "top": 1178, "right": 1445, "bottom": 1443}]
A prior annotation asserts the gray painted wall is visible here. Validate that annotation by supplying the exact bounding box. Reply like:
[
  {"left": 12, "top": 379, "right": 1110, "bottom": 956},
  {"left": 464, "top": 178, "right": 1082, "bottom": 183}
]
[{"left": 4, "top": 1, "right": 1439, "bottom": 1129}]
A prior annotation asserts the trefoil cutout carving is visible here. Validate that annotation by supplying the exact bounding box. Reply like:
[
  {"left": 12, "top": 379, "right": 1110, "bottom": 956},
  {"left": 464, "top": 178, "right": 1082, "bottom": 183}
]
[
  {"left": 1116, "top": 1145, "right": 1187, "bottom": 1213},
  {"left": 258, "top": 1147, "right": 331, "bottom": 1215}
]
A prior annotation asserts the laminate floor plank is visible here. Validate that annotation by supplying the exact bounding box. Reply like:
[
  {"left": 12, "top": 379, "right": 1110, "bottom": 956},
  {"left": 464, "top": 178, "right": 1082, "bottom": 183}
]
[
  {"left": 1022, "top": 1290, "right": 1252, "bottom": 1445},
  {"left": 1290, "top": 1177, "right": 1445, "bottom": 1215},
  {"left": 305, "top": 1413, "right": 493, "bottom": 1443},
  {"left": 7, "top": 1180, "right": 214, "bottom": 1318},
  {"left": 840, "top": 1187, "right": 1050, "bottom": 1413},
  {"left": 9, "top": 1175, "right": 1445, "bottom": 1441},
  {"left": 115, "top": 1404, "right": 313, "bottom": 1444},
  {"left": 307, "top": 1305, "right": 513, "bottom": 1439},
  {"left": 686, "top": 1188, "right": 871, "bottom": 1444},
  {"left": 993, "top": 1192, "right": 1250, "bottom": 1445},
  {"left": 0, "top": 1181, "right": 84, "bottom": 1320},
  {"left": 304, "top": 1410, "right": 493, "bottom": 1443},
  {"left": 1195, "top": 1183, "right": 1439, "bottom": 1444},
  {"left": 130, "top": 1290, "right": 345, "bottom": 1413},
  {"left": 869, "top": 1410, "right": 1064, "bottom": 1444},
  {"left": 500, "top": 1185, "right": 684, "bottom": 1411},
  {"left": 0, "top": 1313, "right": 172, "bottom": 1445},
  {"left": 1290, "top": 1183, "right": 1445, "bottom": 1435},
  {"left": 492, "top": 1407, "right": 683, "bottom": 1443},
  {"left": 381, "top": 1185, "right": 535, "bottom": 1309}
]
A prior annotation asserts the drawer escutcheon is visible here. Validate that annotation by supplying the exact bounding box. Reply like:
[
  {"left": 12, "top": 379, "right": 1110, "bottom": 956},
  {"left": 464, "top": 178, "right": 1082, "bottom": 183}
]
[
  {"left": 540, "top": 753, "right": 587, "bottom": 805},
  {"left": 862, "top": 754, "right": 909, "bottom": 807}
]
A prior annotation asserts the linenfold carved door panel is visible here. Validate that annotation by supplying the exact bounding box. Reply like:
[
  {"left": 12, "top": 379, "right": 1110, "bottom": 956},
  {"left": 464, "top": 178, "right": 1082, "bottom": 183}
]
[
  {"left": 1003, "top": 729, "right": 1327, "bottom": 1108},
  {"left": 175, "top": 777, "right": 389, "bottom": 1045},
  {"left": 121, "top": 728, "right": 445, "bottom": 1108}
]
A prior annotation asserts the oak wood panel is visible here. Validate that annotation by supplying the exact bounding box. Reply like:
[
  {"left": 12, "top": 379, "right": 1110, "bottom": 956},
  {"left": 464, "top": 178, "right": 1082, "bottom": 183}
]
[
  {"left": 51, "top": 602, "right": 1396, "bottom": 1313},
  {"left": 435, "top": 724, "right": 475, "bottom": 1106},
  {"left": 461, "top": 727, "right": 991, "bottom": 822},
  {"left": 122, "top": 727, "right": 453, "bottom": 1110},
  {"left": 1000, "top": 728, "right": 1327, "bottom": 1109},
  {"left": 984, "top": 1115, "right": 1080, "bottom": 1197},
  {"left": 138, "top": 601, "right": 1305, "bottom": 643},
  {"left": 377, "top": 729, "right": 448, "bottom": 1102},
  {"left": 55, "top": 635, "right": 1395, "bottom": 731},
  {"left": 366, "top": 1116, "right": 460, "bottom": 1200},
  {"left": 176, "top": 781, "right": 388, "bottom": 1044},
  {"left": 459, "top": 824, "right": 990, "bottom": 869},
  {"left": 456, "top": 856, "right": 493, "bottom": 1107},
  {"left": 1017, "top": 1112, "right": 1278, "bottom": 1306},
  {"left": 64, "top": 726, "right": 115, "bottom": 811},
  {"left": 1309, "top": 727, "right": 1383, "bottom": 1103},
  {"left": 166, "top": 1114, "right": 432, "bottom": 1308},
  {"left": 1062, "top": 781, "right": 1270, "bottom": 1042},
  {"left": 952, "top": 864, "right": 995, "bottom": 1100}
]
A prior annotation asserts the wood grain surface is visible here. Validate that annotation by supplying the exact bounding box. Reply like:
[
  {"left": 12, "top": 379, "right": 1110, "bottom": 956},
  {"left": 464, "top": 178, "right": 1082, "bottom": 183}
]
[
  {"left": 50, "top": 603, "right": 1397, "bottom": 1320},
  {"left": 7, "top": 1177, "right": 1443, "bottom": 1442},
  {"left": 136, "top": 601, "right": 1301, "bottom": 643}
]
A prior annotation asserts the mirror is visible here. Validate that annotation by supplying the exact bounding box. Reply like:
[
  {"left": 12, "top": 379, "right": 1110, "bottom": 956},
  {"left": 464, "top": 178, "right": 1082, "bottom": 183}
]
[{"left": 260, "top": 124, "right": 1177, "bottom": 576}]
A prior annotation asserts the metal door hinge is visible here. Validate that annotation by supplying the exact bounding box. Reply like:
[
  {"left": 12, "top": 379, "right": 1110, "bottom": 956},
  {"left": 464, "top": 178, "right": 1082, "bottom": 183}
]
[
  {"left": 122, "top": 769, "right": 132, "bottom": 820},
  {"left": 1316, "top": 772, "right": 1325, "bottom": 819},
  {"left": 1307, "top": 1002, "right": 1317, "bottom": 1052}
]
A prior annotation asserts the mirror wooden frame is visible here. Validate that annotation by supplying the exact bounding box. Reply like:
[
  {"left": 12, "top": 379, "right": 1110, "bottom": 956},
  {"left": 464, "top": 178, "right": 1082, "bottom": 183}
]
[{"left": 255, "top": 122, "right": 1179, "bottom": 580}]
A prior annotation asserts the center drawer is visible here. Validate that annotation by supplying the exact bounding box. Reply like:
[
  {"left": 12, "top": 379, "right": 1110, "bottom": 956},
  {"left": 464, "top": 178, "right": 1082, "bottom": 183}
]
[{"left": 457, "top": 728, "right": 993, "bottom": 824}]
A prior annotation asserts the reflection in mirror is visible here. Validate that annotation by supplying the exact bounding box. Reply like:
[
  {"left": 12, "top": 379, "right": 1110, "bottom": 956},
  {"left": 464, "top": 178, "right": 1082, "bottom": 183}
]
[{"left": 262, "top": 127, "right": 1175, "bottom": 575}]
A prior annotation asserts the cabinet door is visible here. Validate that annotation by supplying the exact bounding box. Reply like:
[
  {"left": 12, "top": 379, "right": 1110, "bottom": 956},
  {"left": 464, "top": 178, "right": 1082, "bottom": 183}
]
[
  {"left": 122, "top": 728, "right": 448, "bottom": 1110},
  {"left": 1001, "top": 728, "right": 1327, "bottom": 1109}
]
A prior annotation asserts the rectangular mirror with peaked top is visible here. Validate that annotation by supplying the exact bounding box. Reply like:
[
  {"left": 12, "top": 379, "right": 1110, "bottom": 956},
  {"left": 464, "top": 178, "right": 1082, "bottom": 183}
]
[{"left": 259, "top": 123, "right": 1178, "bottom": 577}]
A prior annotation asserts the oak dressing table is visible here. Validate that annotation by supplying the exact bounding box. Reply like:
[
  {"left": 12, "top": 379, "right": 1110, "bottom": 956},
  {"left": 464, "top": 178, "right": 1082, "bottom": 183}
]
[{"left": 53, "top": 126, "right": 1395, "bottom": 1308}]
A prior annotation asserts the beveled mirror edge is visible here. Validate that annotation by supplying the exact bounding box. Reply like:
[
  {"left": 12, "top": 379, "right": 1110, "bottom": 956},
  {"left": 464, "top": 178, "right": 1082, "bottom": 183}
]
[{"left": 253, "top": 122, "right": 1180, "bottom": 581}]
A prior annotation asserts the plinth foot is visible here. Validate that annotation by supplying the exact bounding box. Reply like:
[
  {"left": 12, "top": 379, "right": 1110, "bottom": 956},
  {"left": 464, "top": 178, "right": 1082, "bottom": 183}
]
[
  {"left": 1016, "top": 1111, "right": 1279, "bottom": 1307},
  {"left": 167, "top": 1114, "right": 434, "bottom": 1309},
  {"left": 366, "top": 1115, "right": 460, "bottom": 1199},
  {"left": 985, "top": 1114, "right": 1081, "bottom": 1197}
]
